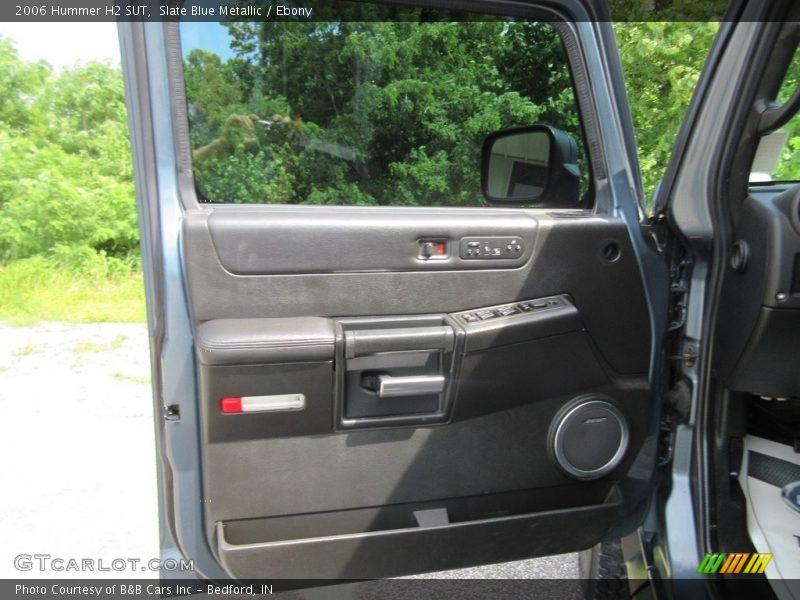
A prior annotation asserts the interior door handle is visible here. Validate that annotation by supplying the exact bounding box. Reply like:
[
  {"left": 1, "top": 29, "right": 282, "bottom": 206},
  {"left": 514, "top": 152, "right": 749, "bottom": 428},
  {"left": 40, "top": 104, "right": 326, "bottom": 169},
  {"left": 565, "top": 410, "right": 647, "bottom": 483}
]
[{"left": 377, "top": 375, "right": 446, "bottom": 398}]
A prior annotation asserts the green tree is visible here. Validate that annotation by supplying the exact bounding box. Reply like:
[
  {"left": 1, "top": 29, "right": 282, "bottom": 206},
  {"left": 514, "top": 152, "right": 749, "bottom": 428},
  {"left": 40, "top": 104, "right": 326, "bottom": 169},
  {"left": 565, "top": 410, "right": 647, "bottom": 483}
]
[
  {"left": 0, "top": 37, "right": 49, "bottom": 134},
  {"left": 0, "top": 49, "right": 137, "bottom": 262},
  {"left": 613, "top": 22, "right": 719, "bottom": 203},
  {"left": 769, "top": 51, "right": 800, "bottom": 181},
  {"left": 191, "top": 19, "right": 582, "bottom": 206}
]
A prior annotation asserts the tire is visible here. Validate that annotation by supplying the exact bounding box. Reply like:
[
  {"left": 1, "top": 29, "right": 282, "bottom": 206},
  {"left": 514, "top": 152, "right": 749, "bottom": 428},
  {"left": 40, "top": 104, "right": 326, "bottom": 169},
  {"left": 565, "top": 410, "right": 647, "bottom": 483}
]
[{"left": 579, "top": 540, "right": 630, "bottom": 599}]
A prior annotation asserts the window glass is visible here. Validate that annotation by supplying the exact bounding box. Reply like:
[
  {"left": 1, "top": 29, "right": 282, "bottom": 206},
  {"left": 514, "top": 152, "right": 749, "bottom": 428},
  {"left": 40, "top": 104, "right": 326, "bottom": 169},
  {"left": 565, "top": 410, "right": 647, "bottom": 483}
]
[
  {"left": 180, "top": 12, "right": 589, "bottom": 207},
  {"left": 750, "top": 42, "right": 800, "bottom": 183}
]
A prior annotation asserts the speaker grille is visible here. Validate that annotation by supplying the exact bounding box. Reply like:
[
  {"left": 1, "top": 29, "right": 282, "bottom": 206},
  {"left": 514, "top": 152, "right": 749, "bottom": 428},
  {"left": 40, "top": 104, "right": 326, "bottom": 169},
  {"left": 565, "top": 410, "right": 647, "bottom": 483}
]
[{"left": 551, "top": 398, "right": 629, "bottom": 480}]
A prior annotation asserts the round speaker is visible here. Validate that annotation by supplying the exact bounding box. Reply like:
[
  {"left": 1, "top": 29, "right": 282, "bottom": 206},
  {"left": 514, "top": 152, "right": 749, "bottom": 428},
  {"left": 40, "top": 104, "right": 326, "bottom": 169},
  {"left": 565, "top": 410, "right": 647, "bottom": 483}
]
[{"left": 549, "top": 396, "right": 629, "bottom": 480}]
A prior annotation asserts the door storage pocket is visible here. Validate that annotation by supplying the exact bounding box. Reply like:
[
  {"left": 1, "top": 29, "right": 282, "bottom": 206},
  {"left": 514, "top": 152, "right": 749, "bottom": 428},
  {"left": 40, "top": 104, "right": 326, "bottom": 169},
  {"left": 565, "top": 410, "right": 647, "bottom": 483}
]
[{"left": 216, "top": 485, "right": 622, "bottom": 579}]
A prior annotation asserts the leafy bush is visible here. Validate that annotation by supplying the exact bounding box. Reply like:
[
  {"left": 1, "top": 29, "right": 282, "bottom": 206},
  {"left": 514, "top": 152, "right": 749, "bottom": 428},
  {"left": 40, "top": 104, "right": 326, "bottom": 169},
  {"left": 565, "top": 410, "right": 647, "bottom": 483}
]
[
  {"left": 613, "top": 22, "right": 720, "bottom": 201},
  {"left": 0, "top": 37, "right": 142, "bottom": 323},
  {"left": 0, "top": 22, "right": 729, "bottom": 324},
  {"left": 187, "top": 20, "right": 583, "bottom": 207},
  {"left": 0, "top": 39, "right": 136, "bottom": 263}
]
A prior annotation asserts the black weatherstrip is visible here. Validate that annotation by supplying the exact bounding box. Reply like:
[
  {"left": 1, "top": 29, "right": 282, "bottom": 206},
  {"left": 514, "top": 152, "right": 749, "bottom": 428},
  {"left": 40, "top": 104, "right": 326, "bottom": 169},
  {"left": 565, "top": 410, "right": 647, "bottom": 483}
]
[{"left": 748, "top": 451, "right": 800, "bottom": 488}]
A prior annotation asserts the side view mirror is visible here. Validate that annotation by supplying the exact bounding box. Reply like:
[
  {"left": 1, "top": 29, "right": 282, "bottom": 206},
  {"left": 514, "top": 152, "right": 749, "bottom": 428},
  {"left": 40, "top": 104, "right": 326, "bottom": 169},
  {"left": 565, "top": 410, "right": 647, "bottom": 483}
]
[{"left": 481, "top": 125, "right": 581, "bottom": 206}]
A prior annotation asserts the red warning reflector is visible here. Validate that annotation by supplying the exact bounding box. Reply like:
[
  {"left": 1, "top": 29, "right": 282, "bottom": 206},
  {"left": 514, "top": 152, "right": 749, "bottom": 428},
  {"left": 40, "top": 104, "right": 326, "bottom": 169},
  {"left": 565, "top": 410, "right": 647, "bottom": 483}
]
[
  {"left": 435, "top": 242, "right": 446, "bottom": 255},
  {"left": 220, "top": 394, "right": 306, "bottom": 414},
  {"left": 220, "top": 397, "right": 243, "bottom": 413}
]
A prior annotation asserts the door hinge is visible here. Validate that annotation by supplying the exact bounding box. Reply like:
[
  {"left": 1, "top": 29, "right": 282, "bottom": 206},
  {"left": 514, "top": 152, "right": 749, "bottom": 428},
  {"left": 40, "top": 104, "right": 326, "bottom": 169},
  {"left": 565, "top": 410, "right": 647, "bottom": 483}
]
[
  {"left": 666, "top": 344, "right": 698, "bottom": 369},
  {"left": 682, "top": 344, "right": 697, "bottom": 369}
]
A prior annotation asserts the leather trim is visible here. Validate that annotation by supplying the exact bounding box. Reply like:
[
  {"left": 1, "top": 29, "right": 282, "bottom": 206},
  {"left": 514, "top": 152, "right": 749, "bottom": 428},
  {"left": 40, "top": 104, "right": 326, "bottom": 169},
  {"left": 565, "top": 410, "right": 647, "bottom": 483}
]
[{"left": 196, "top": 317, "right": 335, "bottom": 365}]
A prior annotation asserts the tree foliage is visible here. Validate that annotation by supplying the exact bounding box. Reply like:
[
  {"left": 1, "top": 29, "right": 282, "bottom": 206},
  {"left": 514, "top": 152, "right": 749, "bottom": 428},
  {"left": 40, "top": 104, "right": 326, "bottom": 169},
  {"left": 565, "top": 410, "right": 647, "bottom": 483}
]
[
  {"left": 185, "top": 20, "right": 731, "bottom": 210},
  {"left": 1, "top": 19, "right": 769, "bottom": 273},
  {"left": 613, "top": 22, "right": 719, "bottom": 200},
  {"left": 188, "top": 19, "right": 585, "bottom": 206},
  {"left": 770, "top": 52, "right": 800, "bottom": 181},
  {"left": 0, "top": 38, "right": 137, "bottom": 263}
]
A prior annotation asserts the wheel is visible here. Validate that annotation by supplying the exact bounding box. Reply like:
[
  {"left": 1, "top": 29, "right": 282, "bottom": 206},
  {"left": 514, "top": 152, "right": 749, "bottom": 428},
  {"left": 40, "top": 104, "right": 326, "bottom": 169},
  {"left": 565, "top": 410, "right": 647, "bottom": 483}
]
[{"left": 579, "top": 540, "right": 630, "bottom": 599}]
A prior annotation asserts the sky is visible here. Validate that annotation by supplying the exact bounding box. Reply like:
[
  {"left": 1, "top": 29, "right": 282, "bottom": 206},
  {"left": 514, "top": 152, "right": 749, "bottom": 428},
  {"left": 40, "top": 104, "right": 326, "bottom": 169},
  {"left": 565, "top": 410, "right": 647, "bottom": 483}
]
[
  {"left": 0, "top": 22, "right": 235, "bottom": 70},
  {"left": 180, "top": 22, "right": 235, "bottom": 61},
  {"left": 0, "top": 22, "right": 121, "bottom": 69}
]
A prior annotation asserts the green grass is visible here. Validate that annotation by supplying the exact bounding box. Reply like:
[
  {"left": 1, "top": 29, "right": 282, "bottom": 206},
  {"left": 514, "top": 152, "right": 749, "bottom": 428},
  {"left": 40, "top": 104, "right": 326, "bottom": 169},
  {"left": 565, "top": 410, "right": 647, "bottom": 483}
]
[
  {"left": 113, "top": 371, "right": 151, "bottom": 385},
  {"left": 12, "top": 342, "right": 41, "bottom": 357},
  {"left": 0, "top": 256, "right": 145, "bottom": 324},
  {"left": 73, "top": 334, "right": 128, "bottom": 353}
]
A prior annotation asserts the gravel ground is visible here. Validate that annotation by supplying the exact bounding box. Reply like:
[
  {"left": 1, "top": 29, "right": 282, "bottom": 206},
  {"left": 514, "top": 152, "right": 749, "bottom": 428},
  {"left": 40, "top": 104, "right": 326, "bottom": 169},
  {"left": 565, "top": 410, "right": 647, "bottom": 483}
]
[
  {"left": 0, "top": 323, "right": 158, "bottom": 579},
  {"left": 0, "top": 322, "right": 579, "bottom": 587}
]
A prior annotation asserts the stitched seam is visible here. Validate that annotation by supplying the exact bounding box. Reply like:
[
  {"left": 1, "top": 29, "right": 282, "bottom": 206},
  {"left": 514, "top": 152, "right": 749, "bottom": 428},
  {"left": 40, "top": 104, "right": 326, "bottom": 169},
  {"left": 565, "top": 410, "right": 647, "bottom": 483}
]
[{"left": 199, "top": 340, "right": 334, "bottom": 350}]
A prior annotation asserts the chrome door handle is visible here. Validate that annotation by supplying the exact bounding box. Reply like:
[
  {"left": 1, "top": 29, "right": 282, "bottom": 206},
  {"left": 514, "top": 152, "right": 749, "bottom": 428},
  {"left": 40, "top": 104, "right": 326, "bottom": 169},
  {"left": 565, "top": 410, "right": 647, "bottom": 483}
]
[{"left": 377, "top": 375, "right": 445, "bottom": 398}]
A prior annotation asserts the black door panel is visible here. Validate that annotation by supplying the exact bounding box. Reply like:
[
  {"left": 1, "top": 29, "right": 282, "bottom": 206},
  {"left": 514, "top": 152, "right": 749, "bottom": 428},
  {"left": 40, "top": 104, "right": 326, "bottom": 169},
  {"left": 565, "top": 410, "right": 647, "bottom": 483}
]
[
  {"left": 215, "top": 486, "right": 623, "bottom": 580},
  {"left": 182, "top": 207, "right": 652, "bottom": 578},
  {"left": 119, "top": 8, "right": 667, "bottom": 580},
  {"left": 183, "top": 209, "right": 651, "bottom": 374},
  {"left": 204, "top": 208, "right": 537, "bottom": 274}
]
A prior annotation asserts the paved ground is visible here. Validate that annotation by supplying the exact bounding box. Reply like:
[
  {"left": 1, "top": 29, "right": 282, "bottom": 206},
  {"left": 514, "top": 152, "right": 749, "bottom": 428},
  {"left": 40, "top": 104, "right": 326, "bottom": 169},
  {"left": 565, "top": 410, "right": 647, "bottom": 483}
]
[
  {"left": 0, "top": 322, "right": 579, "bottom": 587},
  {"left": 0, "top": 323, "right": 158, "bottom": 579}
]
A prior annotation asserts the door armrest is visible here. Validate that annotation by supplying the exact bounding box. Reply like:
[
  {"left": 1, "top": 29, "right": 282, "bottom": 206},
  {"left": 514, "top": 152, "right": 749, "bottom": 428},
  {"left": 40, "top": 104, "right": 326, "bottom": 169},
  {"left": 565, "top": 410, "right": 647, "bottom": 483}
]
[{"left": 196, "top": 317, "right": 335, "bottom": 365}]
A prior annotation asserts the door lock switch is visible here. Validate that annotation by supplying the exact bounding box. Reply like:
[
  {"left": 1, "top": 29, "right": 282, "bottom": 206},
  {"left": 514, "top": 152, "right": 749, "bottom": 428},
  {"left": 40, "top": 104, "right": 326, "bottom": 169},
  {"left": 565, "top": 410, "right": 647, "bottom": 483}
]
[
  {"left": 419, "top": 240, "right": 448, "bottom": 259},
  {"left": 459, "top": 236, "right": 524, "bottom": 260}
]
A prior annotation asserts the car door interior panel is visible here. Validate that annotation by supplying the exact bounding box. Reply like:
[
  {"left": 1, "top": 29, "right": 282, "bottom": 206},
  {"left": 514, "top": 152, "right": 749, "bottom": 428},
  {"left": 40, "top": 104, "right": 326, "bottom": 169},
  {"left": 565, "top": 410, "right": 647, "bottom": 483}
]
[
  {"left": 183, "top": 209, "right": 650, "bottom": 374},
  {"left": 118, "top": 5, "right": 673, "bottom": 581},
  {"left": 203, "top": 208, "right": 536, "bottom": 274},
  {"left": 123, "top": 1, "right": 800, "bottom": 588},
  {"left": 182, "top": 207, "right": 654, "bottom": 579},
  {"left": 215, "top": 486, "right": 623, "bottom": 580}
]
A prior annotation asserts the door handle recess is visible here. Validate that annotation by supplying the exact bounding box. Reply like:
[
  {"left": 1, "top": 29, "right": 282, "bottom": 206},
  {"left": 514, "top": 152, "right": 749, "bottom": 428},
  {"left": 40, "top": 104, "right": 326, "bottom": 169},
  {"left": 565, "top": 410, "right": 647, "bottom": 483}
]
[{"left": 377, "top": 375, "right": 445, "bottom": 398}]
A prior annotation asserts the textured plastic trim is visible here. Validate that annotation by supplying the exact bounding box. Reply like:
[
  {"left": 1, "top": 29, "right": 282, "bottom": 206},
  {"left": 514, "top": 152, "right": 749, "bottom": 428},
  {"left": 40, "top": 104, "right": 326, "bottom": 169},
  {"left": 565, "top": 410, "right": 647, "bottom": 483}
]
[{"left": 215, "top": 486, "right": 622, "bottom": 579}]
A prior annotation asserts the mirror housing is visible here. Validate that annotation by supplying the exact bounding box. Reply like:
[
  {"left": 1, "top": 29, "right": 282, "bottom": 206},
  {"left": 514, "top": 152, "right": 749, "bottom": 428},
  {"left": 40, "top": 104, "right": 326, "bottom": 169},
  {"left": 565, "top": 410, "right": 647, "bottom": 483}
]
[{"left": 481, "top": 125, "right": 580, "bottom": 207}]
